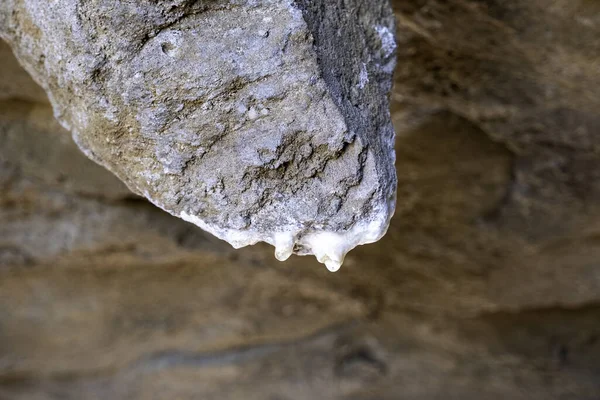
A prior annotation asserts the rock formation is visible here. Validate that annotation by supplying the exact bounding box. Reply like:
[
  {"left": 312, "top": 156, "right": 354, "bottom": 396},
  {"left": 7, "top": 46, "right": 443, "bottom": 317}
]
[{"left": 0, "top": 0, "right": 398, "bottom": 271}]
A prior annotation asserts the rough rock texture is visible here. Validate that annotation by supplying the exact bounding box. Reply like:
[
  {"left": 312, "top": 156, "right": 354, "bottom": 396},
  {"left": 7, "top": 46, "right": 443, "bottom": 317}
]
[
  {"left": 2, "top": 0, "right": 600, "bottom": 399},
  {"left": 0, "top": 0, "right": 398, "bottom": 271}
]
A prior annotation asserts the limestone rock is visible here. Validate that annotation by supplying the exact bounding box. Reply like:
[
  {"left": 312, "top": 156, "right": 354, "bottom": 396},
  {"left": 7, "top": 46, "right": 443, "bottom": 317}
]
[{"left": 0, "top": 0, "right": 398, "bottom": 271}]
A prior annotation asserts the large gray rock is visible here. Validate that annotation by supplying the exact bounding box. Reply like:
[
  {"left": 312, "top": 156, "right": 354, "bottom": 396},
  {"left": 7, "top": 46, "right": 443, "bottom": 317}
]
[{"left": 0, "top": 0, "right": 398, "bottom": 271}]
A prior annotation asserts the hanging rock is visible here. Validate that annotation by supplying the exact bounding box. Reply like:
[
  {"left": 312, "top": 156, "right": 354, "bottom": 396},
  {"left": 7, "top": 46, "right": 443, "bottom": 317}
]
[{"left": 0, "top": 0, "right": 397, "bottom": 271}]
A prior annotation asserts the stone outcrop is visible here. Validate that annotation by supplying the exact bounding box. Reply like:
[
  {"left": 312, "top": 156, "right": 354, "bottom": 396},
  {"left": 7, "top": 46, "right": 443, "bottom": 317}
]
[
  {"left": 0, "top": 0, "right": 398, "bottom": 271},
  {"left": 1, "top": 0, "right": 600, "bottom": 399}
]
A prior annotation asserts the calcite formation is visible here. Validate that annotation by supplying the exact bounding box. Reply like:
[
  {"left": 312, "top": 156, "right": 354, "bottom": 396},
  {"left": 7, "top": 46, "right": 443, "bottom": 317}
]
[{"left": 0, "top": 0, "right": 397, "bottom": 271}]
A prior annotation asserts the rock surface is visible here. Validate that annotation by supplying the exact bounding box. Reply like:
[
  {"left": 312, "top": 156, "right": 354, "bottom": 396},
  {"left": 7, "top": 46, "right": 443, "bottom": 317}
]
[
  {"left": 0, "top": 0, "right": 398, "bottom": 271},
  {"left": 1, "top": 0, "right": 600, "bottom": 399}
]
